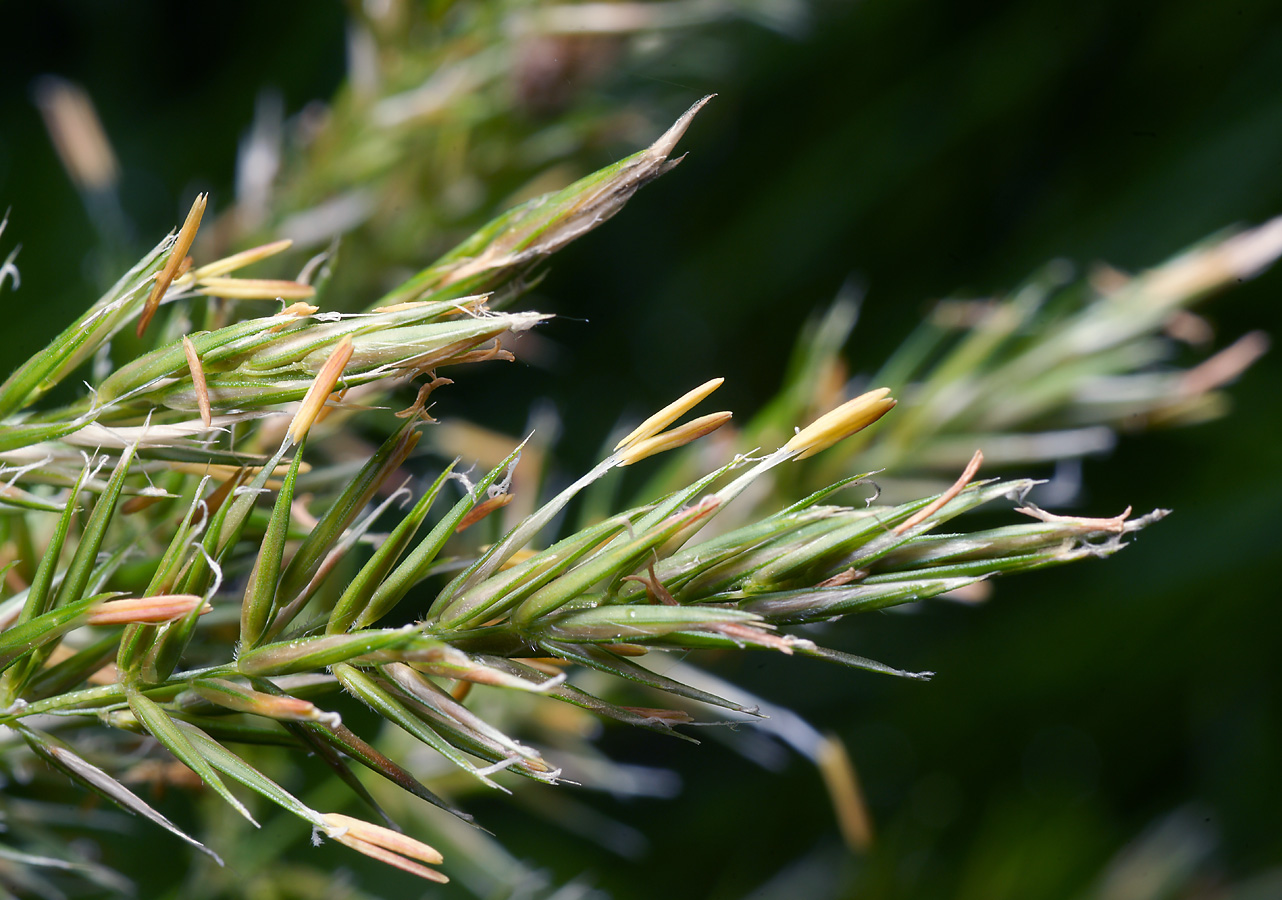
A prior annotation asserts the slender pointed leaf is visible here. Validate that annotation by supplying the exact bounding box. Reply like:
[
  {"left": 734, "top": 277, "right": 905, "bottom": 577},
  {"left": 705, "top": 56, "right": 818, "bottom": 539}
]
[
  {"left": 538, "top": 640, "right": 758, "bottom": 714},
  {"left": 175, "top": 720, "right": 321, "bottom": 825},
  {"left": 287, "top": 717, "right": 471, "bottom": 821},
  {"left": 795, "top": 643, "right": 934, "bottom": 681},
  {"left": 236, "top": 627, "right": 419, "bottom": 677},
  {"left": 52, "top": 446, "right": 136, "bottom": 612},
  {"left": 276, "top": 420, "right": 420, "bottom": 606},
  {"left": 512, "top": 498, "right": 720, "bottom": 626},
  {"left": 474, "top": 655, "right": 699, "bottom": 740},
  {"left": 433, "top": 511, "right": 636, "bottom": 629},
  {"left": 333, "top": 662, "right": 503, "bottom": 789},
  {"left": 363, "top": 444, "right": 523, "bottom": 626},
  {"left": 125, "top": 685, "right": 258, "bottom": 826},
  {"left": 328, "top": 460, "right": 455, "bottom": 634},
  {"left": 16, "top": 723, "right": 223, "bottom": 864}
]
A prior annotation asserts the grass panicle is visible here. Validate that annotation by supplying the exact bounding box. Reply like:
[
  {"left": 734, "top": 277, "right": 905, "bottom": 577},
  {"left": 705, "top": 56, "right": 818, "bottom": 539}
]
[{"left": 0, "top": 82, "right": 1265, "bottom": 897}]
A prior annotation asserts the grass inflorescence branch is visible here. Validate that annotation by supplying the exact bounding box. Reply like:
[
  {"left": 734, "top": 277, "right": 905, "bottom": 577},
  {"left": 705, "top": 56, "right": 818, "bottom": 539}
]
[{"left": 3, "top": 91, "right": 1263, "bottom": 894}]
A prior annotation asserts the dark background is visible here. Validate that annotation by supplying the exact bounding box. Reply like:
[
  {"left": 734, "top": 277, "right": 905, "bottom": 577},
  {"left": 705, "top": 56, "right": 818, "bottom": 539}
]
[{"left": 4, "top": 1, "right": 1282, "bottom": 897}]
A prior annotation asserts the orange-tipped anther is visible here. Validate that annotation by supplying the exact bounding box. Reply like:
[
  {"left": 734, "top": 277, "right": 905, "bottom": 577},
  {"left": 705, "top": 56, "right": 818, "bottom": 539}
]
[
  {"left": 181, "top": 335, "right": 212, "bottom": 428},
  {"left": 288, "top": 335, "right": 354, "bottom": 444},
  {"left": 138, "top": 193, "right": 207, "bottom": 337}
]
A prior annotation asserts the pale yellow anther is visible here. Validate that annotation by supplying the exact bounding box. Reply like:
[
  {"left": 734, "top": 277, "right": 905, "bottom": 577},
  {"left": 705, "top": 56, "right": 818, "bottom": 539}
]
[
  {"left": 269, "top": 301, "right": 321, "bottom": 332},
  {"left": 311, "top": 388, "right": 347, "bottom": 428},
  {"left": 288, "top": 336, "right": 353, "bottom": 444},
  {"left": 321, "top": 813, "right": 447, "bottom": 883},
  {"left": 784, "top": 388, "right": 896, "bottom": 460},
  {"left": 196, "top": 277, "right": 316, "bottom": 300},
  {"left": 167, "top": 460, "right": 309, "bottom": 480},
  {"left": 372, "top": 301, "right": 429, "bottom": 313},
  {"left": 616, "top": 411, "right": 732, "bottom": 466},
  {"left": 614, "top": 377, "right": 724, "bottom": 451},
  {"left": 274, "top": 301, "right": 320, "bottom": 317},
  {"left": 138, "top": 193, "right": 206, "bottom": 337},
  {"left": 188, "top": 239, "right": 293, "bottom": 281},
  {"left": 181, "top": 335, "right": 212, "bottom": 428}
]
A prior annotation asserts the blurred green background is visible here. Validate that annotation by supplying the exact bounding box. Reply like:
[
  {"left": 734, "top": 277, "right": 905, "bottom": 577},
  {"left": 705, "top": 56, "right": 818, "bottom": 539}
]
[{"left": 4, "top": 0, "right": 1282, "bottom": 897}]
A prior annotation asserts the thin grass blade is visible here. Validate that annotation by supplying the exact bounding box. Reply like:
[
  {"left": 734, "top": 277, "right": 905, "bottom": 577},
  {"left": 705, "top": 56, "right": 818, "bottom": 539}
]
[
  {"left": 16, "top": 723, "right": 223, "bottom": 864},
  {"left": 125, "top": 685, "right": 258, "bottom": 826},
  {"left": 328, "top": 460, "right": 455, "bottom": 634},
  {"left": 332, "top": 662, "right": 504, "bottom": 789},
  {"left": 360, "top": 444, "right": 524, "bottom": 628}
]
